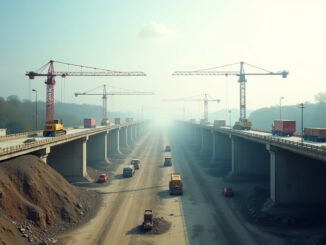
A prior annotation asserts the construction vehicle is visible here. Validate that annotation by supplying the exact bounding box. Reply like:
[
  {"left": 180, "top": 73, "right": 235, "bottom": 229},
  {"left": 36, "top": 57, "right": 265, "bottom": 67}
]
[
  {"left": 233, "top": 118, "right": 252, "bottom": 130},
  {"left": 84, "top": 118, "right": 96, "bottom": 128},
  {"left": 304, "top": 128, "right": 326, "bottom": 142},
  {"left": 272, "top": 120, "right": 296, "bottom": 136},
  {"left": 26, "top": 60, "right": 146, "bottom": 134},
  {"left": 164, "top": 94, "right": 220, "bottom": 122},
  {"left": 163, "top": 153, "right": 172, "bottom": 167},
  {"left": 75, "top": 85, "right": 153, "bottom": 126},
  {"left": 169, "top": 173, "right": 183, "bottom": 195},
  {"left": 173, "top": 61, "right": 288, "bottom": 130},
  {"left": 214, "top": 120, "right": 226, "bottom": 128},
  {"left": 143, "top": 210, "right": 153, "bottom": 231},
  {"left": 43, "top": 119, "right": 67, "bottom": 137}
]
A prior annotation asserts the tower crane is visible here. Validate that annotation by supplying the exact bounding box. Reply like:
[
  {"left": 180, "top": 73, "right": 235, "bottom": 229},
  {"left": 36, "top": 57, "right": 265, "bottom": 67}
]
[
  {"left": 26, "top": 60, "right": 146, "bottom": 136},
  {"left": 173, "top": 61, "right": 288, "bottom": 130},
  {"left": 164, "top": 93, "right": 220, "bottom": 123},
  {"left": 75, "top": 84, "right": 154, "bottom": 125}
]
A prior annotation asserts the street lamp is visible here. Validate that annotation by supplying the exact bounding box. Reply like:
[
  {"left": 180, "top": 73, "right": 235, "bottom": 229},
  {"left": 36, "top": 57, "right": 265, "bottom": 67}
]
[
  {"left": 299, "top": 103, "right": 304, "bottom": 143},
  {"left": 279, "top": 97, "right": 284, "bottom": 120},
  {"left": 32, "top": 89, "right": 38, "bottom": 130},
  {"left": 228, "top": 110, "right": 232, "bottom": 128}
]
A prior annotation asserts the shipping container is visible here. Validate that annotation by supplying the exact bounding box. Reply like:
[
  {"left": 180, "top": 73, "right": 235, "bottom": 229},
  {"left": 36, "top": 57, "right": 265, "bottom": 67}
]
[
  {"left": 214, "top": 120, "right": 226, "bottom": 128},
  {"left": 115, "top": 118, "right": 121, "bottom": 125},
  {"left": 304, "top": 128, "right": 326, "bottom": 142},
  {"left": 272, "top": 120, "right": 296, "bottom": 136},
  {"left": 126, "top": 118, "right": 133, "bottom": 123},
  {"left": 0, "top": 129, "right": 6, "bottom": 136},
  {"left": 84, "top": 118, "right": 96, "bottom": 128}
]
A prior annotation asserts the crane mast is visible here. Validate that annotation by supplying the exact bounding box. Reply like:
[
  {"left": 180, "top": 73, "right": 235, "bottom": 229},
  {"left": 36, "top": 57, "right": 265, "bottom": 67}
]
[
  {"left": 75, "top": 84, "right": 154, "bottom": 125},
  {"left": 164, "top": 93, "right": 220, "bottom": 122}
]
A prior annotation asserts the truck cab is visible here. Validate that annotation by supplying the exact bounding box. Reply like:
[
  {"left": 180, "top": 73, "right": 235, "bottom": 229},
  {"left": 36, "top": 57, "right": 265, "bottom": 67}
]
[
  {"left": 123, "top": 165, "right": 135, "bottom": 177},
  {"left": 169, "top": 173, "right": 183, "bottom": 195}
]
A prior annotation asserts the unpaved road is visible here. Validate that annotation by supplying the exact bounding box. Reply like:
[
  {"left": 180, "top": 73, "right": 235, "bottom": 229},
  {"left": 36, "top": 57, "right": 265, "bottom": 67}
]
[
  {"left": 59, "top": 129, "right": 186, "bottom": 245},
  {"left": 59, "top": 127, "right": 286, "bottom": 245}
]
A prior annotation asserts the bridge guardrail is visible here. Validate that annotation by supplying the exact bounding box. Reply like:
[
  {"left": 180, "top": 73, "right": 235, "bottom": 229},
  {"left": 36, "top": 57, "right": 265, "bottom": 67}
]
[{"left": 0, "top": 123, "right": 137, "bottom": 156}]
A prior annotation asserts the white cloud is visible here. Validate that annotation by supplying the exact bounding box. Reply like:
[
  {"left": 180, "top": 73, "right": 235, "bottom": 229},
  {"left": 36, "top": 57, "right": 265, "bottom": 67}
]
[{"left": 138, "top": 22, "right": 174, "bottom": 39}]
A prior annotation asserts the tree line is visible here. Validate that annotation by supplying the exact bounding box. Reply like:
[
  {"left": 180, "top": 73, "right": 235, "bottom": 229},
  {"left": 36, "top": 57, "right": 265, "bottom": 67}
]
[{"left": 0, "top": 95, "right": 136, "bottom": 134}]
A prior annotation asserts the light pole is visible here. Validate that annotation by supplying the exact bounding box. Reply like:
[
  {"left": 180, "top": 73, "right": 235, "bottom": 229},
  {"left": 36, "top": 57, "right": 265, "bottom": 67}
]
[
  {"left": 299, "top": 103, "right": 304, "bottom": 143},
  {"left": 279, "top": 97, "right": 284, "bottom": 120},
  {"left": 32, "top": 89, "right": 38, "bottom": 130}
]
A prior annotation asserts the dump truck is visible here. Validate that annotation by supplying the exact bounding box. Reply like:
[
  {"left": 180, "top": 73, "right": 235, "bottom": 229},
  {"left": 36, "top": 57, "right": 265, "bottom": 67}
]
[
  {"left": 123, "top": 165, "right": 135, "bottom": 177},
  {"left": 169, "top": 173, "right": 183, "bottom": 195},
  {"left": 43, "top": 119, "right": 67, "bottom": 137},
  {"left": 272, "top": 120, "right": 296, "bottom": 136},
  {"left": 214, "top": 120, "right": 226, "bottom": 128},
  {"left": 143, "top": 210, "right": 153, "bottom": 230},
  {"left": 233, "top": 119, "right": 252, "bottom": 130},
  {"left": 84, "top": 118, "right": 96, "bottom": 128},
  {"left": 163, "top": 153, "right": 172, "bottom": 167},
  {"left": 304, "top": 128, "right": 326, "bottom": 142}
]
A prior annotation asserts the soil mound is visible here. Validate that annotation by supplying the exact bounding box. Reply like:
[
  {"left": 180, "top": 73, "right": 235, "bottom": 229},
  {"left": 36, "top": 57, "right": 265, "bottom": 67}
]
[{"left": 0, "top": 155, "right": 85, "bottom": 228}]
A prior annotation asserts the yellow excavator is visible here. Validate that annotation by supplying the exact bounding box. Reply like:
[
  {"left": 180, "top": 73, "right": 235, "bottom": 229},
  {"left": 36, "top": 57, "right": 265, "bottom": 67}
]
[{"left": 43, "top": 119, "right": 67, "bottom": 137}]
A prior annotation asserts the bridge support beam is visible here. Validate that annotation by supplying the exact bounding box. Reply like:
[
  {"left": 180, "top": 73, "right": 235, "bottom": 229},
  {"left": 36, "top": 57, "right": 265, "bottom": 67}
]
[
  {"left": 127, "top": 126, "right": 134, "bottom": 145},
  {"left": 267, "top": 144, "right": 326, "bottom": 204},
  {"left": 108, "top": 129, "right": 120, "bottom": 155},
  {"left": 200, "top": 129, "right": 213, "bottom": 155},
  {"left": 231, "top": 136, "right": 269, "bottom": 176},
  {"left": 34, "top": 147, "right": 51, "bottom": 163},
  {"left": 87, "top": 132, "right": 108, "bottom": 162},
  {"left": 47, "top": 137, "right": 87, "bottom": 177},
  {"left": 211, "top": 133, "right": 231, "bottom": 163},
  {"left": 119, "top": 127, "right": 128, "bottom": 148}
]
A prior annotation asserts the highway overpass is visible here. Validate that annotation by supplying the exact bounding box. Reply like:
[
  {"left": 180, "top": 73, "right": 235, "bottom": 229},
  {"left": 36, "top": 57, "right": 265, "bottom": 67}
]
[{"left": 176, "top": 121, "right": 326, "bottom": 206}]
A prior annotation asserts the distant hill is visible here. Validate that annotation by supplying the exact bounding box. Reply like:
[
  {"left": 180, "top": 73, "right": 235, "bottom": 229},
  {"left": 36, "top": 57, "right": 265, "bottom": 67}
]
[{"left": 0, "top": 95, "right": 137, "bottom": 133}]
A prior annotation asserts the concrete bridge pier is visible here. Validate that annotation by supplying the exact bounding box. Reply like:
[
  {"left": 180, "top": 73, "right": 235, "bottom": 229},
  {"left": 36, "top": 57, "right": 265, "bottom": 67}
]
[
  {"left": 267, "top": 144, "right": 326, "bottom": 205},
  {"left": 211, "top": 133, "right": 231, "bottom": 163},
  {"left": 108, "top": 129, "right": 121, "bottom": 155},
  {"left": 47, "top": 137, "right": 88, "bottom": 177},
  {"left": 127, "top": 126, "right": 134, "bottom": 145},
  {"left": 34, "top": 147, "right": 51, "bottom": 163},
  {"left": 231, "top": 136, "right": 269, "bottom": 176},
  {"left": 119, "top": 127, "right": 129, "bottom": 148},
  {"left": 194, "top": 127, "right": 202, "bottom": 151},
  {"left": 133, "top": 125, "right": 138, "bottom": 141},
  {"left": 87, "top": 131, "right": 108, "bottom": 162},
  {"left": 200, "top": 129, "right": 213, "bottom": 156}
]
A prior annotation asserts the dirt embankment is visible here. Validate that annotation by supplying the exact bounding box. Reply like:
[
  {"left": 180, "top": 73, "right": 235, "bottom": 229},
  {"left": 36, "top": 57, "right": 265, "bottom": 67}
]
[{"left": 0, "top": 155, "right": 101, "bottom": 245}]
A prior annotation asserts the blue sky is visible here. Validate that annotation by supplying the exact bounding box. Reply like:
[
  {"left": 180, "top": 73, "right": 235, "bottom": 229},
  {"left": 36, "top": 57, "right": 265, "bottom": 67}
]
[{"left": 1, "top": 0, "right": 325, "bottom": 121}]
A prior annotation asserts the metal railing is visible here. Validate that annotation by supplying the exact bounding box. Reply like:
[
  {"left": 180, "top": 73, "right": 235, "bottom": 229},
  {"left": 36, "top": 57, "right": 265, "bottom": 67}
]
[{"left": 0, "top": 123, "right": 138, "bottom": 156}]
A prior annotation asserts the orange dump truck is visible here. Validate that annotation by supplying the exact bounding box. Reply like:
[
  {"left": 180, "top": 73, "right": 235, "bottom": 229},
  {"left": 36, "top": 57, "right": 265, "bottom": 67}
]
[{"left": 169, "top": 173, "right": 183, "bottom": 195}]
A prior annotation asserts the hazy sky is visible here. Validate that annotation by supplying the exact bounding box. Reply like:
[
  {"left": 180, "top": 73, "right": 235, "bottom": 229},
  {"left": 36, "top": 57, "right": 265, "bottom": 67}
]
[{"left": 1, "top": 0, "right": 325, "bottom": 120}]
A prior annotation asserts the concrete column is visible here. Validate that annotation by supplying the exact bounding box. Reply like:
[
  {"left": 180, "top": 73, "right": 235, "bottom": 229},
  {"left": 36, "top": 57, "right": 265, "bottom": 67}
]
[
  {"left": 34, "top": 147, "right": 51, "bottom": 163},
  {"left": 194, "top": 127, "right": 202, "bottom": 151},
  {"left": 47, "top": 137, "right": 87, "bottom": 177},
  {"left": 87, "top": 131, "right": 108, "bottom": 162},
  {"left": 108, "top": 129, "right": 120, "bottom": 155},
  {"left": 231, "top": 136, "right": 269, "bottom": 176},
  {"left": 267, "top": 144, "right": 326, "bottom": 204},
  {"left": 133, "top": 125, "right": 137, "bottom": 141},
  {"left": 119, "top": 127, "right": 128, "bottom": 148},
  {"left": 127, "top": 126, "right": 134, "bottom": 145},
  {"left": 211, "top": 133, "right": 232, "bottom": 162},
  {"left": 200, "top": 129, "right": 213, "bottom": 155}
]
